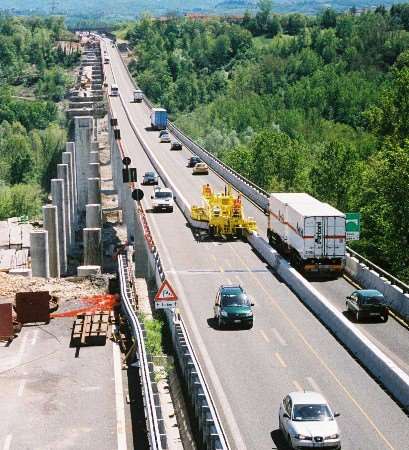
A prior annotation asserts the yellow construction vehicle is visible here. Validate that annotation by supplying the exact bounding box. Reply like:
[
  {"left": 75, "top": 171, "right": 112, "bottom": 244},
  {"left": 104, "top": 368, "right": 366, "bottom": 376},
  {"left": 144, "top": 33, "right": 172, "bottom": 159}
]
[{"left": 191, "top": 184, "right": 257, "bottom": 237}]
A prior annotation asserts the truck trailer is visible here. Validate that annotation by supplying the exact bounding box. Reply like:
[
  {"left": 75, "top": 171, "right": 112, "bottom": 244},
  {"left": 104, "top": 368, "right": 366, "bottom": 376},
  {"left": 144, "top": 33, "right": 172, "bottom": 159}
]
[
  {"left": 267, "top": 193, "right": 346, "bottom": 276},
  {"left": 150, "top": 108, "right": 168, "bottom": 130}
]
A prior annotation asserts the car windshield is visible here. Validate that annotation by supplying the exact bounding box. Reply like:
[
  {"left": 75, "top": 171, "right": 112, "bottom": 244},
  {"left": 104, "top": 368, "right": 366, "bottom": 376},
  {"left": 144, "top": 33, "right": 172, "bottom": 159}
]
[
  {"left": 361, "top": 296, "right": 382, "bottom": 305},
  {"left": 221, "top": 289, "right": 249, "bottom": 307},
  {"left": 292, "top": 404, "right": 333, "bottom": 422},
  {"left": 144, "top": 172, "right": 155, "bottom": 177},
  {"left": 155, "top": 192, "right": 172, "bottom": 198}
]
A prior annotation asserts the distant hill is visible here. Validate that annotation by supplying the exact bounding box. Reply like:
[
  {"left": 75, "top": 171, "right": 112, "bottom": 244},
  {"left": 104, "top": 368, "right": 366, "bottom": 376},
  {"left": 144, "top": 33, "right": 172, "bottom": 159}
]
[{"left": 0, "top": 0, "right": 401, "bottom": 18}]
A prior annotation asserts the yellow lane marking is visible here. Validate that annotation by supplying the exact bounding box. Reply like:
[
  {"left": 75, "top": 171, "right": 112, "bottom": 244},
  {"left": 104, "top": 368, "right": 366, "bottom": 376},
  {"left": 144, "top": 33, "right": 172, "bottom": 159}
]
[
  {"left": 260, "top": 330, "right": 270, "bottom": 343},
  {"left": 275, "top": 352, "right": 287, "bottom": 368},
  {"left": 227, "top": 242, "right": 396, "bottom": 450}
]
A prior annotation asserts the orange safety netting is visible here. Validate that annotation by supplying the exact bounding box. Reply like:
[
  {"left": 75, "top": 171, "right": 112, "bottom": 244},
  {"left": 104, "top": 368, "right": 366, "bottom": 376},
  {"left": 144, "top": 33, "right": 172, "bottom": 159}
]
[{"left": 50, "top": 294, "right": 119, "bottom": 318}]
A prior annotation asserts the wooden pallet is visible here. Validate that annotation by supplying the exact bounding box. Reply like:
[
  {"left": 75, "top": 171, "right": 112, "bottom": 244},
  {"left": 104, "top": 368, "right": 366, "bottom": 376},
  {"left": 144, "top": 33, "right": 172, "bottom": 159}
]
[{"left": 71, "top": 311, "right": 113, "bottom": 347}]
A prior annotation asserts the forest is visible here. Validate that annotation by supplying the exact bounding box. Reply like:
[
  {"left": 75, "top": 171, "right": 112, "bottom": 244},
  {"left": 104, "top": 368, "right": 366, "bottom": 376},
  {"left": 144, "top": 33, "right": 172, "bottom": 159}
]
[
  {"left": 126, "top": 3, "right": 409, "bottom": 281},
  {"left": 0, "top": 15, "right": 79, "bottom": 219}
]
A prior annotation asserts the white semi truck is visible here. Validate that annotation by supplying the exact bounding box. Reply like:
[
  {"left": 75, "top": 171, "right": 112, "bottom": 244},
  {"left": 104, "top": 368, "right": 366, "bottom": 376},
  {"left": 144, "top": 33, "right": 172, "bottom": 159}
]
[{"left": 267, "top": 193, "right": 346, "bottom": 276}]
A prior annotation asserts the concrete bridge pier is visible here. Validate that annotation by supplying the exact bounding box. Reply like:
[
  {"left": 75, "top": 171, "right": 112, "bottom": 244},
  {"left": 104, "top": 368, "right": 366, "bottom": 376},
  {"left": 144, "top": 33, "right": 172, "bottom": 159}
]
[
  {"left": 51, "top": 179, "right": 67, "bottom": 274},
  {"left": 86, "top": 204, "right": 102, "bottom": 229},
  {"left": 75, "top": 116, "right": 94, "bottom": 214},
  {"left": 83, "top": 228, "right": 102, "bottom": 266},
  {"left": 42, "top": 205, "right": 60, "bottom": 278},
  {"left": 30, "top": 230, "right": 49, "bottom": 278},
  {"left": 57, "top": 164, "right": 72, "bottom": 250},
  {"left": 88, "top": 177, "right": 101, "bottom": 204}
]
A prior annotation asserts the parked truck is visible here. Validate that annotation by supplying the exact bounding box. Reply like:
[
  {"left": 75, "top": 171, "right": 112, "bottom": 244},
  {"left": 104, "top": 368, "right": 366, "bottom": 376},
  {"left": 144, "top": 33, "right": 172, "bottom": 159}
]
[
  {"left": 267, "top": 193, "right": 346, "bottom": 276},
  {"left": 150, "top": 108, "right": 168, "bottom": 130}
]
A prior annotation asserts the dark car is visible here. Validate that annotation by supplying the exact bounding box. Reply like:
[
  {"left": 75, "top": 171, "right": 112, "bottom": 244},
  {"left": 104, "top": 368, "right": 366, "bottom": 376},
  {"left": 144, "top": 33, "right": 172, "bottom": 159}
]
[
  {"left": 346, "top": 289, "right": 388, "bottom": 322},
  {"left": 141, "top": 171, "right": 159, "bottom": 185},
  {"left": 170, "top": 140, "right": 182, "bottom": 150},
  {"left": 187, "top": 156, "right": 202, "bottom": 168},
  {"left": 214, "top": 285, "right": 254, "bottom": 329}
]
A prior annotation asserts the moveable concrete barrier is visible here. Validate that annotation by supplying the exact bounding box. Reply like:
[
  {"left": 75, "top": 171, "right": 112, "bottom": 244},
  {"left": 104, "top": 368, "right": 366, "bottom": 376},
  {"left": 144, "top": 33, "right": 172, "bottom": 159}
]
[{"left": 247, "top": 232, "right": 409, "bottom": 412}]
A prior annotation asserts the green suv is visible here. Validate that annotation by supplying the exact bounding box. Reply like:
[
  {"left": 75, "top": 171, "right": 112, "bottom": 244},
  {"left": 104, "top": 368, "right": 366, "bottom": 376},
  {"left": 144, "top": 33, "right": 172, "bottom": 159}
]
[
  {"left": 346, "top": 289, "right": 389, "bottom": 322},
  {"left": 214, "top": 285, "right": 254, "bottom": 329}
]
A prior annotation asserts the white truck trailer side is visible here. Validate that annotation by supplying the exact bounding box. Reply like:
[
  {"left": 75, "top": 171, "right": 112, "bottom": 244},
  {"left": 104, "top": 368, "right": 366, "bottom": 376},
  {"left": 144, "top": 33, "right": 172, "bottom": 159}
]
[{"left": 268, "top": 193, "right": 346, "bottom": 275}]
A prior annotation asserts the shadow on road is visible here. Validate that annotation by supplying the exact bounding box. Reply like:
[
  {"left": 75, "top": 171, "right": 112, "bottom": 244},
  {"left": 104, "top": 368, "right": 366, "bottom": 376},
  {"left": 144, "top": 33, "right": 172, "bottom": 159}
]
[{"left": 271, "top": 429, "right": 291, "bottom": 449}]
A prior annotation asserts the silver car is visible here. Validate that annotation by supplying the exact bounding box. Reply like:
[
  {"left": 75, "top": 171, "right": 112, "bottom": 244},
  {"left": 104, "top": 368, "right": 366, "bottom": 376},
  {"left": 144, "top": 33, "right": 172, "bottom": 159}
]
[
  {"left": 279, "top": 391, "right": 341, "bottom": 449},
  {"left": 160, "top": 132, "right": 171, "bottom": 143}
]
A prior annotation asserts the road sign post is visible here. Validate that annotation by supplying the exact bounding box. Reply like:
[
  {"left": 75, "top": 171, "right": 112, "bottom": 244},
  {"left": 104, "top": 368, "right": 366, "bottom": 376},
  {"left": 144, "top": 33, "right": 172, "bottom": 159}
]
[
  {"left": 346, "top": 212, "right": 361, "bottom": 241},
  {"left": 154, "top": 279, "right": 177, "bottom": 310}
]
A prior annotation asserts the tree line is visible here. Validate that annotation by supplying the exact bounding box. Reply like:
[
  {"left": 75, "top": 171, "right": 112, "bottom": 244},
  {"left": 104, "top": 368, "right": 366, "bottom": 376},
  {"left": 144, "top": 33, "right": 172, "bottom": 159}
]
[
  {"left": 125, "top": 4, "right": 409, "bottom": 281},
  {"left": 0, "top": 15, "right": 79, "bottom": 219}
]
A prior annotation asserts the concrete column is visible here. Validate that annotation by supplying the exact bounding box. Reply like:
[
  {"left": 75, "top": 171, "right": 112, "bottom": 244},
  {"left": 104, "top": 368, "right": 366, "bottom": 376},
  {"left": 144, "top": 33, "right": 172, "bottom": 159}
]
[
  {"left": 57, "top": 164, "right": 72, "bottom": 250},
  {"left": 86, "top": 204, "right": 102, "bottom": 228},
  {"left": 42, "top": 205, "right": 60, "bottom": 278},
  {"left": 113, "top": 146, "right": 122, "bottom": 208},
  {"left": 91, "top": 141, "right": 99, "bottom": 153},
  {"left": 66, "top": 142, "right": 78, "bottom": 208},
  {"left": 30, "top": 230, "right": 49, "bottom": 278},
  {"left": 88, "top": 162, "right": 100, "bottom": 179},
  {"left": 88, "top": 177, "right": 101, "bottom": 204},
  {"left": 122, "top": 185, "right": 135, "bottom": 242},
  {"left": 62, "top": 152, "right": 75, "bottom": 230},
  {"left": 83, "top": 228, "right": 102, "bottom": 266},
  {"left": 75, "top": 116, "right": 93, "bottom": 213},
  {"left": 51, "top": 179, "right": 67, "bottom": 274},
  {"left": 89, "top": 151, "right": 99, "bottom": 164}
]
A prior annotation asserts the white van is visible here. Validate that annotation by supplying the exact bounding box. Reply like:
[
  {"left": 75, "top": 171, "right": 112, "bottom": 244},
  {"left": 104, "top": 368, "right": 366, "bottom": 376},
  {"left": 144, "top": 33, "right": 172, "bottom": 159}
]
[{"left": 110, "top": 84, "right": 119, "bottom": 96}]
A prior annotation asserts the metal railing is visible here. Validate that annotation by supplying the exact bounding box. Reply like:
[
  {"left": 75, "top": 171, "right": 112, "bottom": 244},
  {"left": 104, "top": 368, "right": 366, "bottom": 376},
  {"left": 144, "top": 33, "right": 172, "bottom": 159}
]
[{"left": 118, "top": 253, "right": 165, "bottom": 450}]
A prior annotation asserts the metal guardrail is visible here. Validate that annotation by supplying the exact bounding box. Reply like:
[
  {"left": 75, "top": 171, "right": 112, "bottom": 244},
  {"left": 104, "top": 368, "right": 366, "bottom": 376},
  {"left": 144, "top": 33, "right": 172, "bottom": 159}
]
[
  {"left": 347, "top": 248, "right": 409, "bottom": 294},
  {"left": 118, "top": 253, "right": 165, "bottom": 450},
  {"left": 166, "top": 309, "right": 230, "bottom": 450}
]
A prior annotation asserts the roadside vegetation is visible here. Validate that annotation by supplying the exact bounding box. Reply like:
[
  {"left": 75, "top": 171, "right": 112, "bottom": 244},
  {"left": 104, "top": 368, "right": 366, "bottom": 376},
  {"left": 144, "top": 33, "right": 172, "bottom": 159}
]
[
  {"left": 124, "top": 3, "right": 409, "bottom": 282},
  {"left": 0, "top": 15, "right": 80, "bottom": 219}
]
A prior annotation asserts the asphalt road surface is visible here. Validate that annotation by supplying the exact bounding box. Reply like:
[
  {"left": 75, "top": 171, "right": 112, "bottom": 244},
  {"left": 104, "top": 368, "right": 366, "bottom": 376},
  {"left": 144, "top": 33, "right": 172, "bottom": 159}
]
[{"left": 103, "top": 39, "right": 409, "bottom": 450}]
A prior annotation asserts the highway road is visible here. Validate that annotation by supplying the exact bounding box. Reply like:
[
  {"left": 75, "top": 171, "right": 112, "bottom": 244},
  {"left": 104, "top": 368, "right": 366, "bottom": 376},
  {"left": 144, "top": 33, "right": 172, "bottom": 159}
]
[{"left": 103, "top": 39, "right": 409, "bottom": 450}]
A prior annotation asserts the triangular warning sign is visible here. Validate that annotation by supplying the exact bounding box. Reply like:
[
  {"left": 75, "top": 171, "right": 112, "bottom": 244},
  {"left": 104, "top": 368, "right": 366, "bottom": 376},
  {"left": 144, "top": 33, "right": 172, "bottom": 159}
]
[{"left": 155, "top": 280, "right": 177, "bottom": 301}]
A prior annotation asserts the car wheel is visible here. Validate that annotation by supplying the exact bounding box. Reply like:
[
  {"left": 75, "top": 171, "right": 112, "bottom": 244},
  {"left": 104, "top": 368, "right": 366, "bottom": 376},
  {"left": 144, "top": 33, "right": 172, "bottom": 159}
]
[
  {"left": 382, "top": 312, "right": 389, "bottom": 322},
  {"left": 246, "top": 322, "right": 253, "bottom": 329},
  {"left": 218, "top": 316, "right": 223, "bottom": 329},
  {"left": 355, "top": 310, "right": 361, "bottom": 322},
  {"left": 287, "top": 434, "right": 293, "bottom": 449},
  {"left": 169, "top": 207, "right": 173, "bottom": 213}
]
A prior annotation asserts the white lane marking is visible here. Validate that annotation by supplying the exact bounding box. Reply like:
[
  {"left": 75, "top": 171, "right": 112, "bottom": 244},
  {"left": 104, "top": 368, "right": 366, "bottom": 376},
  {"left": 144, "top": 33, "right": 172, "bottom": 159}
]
[
  {"left": 275, "top": 352, "right": 287, "bottom": 368},
  {"left": 260, "top": 330, "right": 270, "bottom": 343},
  {"left": 113, "top": 342, "right": 127, "bottom": 450},
  {"left": 2, "top": 434, "right": 12, "bottom": 450},
  {"left": 81, "top": 386, "right": 102, "bottom": 392},
  {"left": 306, "top": 377, "right": 322, "bottom": 393},
  {"left": 293, "top": 380, "right": 303, "bottom": 391},
  {"left": 272, "top": 328, "right": 287, "bottom": 346},
  {"left": 17, "top": 379, "right": 26, "bottom": 397},
  {"left": 146, "top": 212, "right": 246, "bottom": 450},
  {"left": 31, "top": 329, "right": 39, "bottom": 345}
]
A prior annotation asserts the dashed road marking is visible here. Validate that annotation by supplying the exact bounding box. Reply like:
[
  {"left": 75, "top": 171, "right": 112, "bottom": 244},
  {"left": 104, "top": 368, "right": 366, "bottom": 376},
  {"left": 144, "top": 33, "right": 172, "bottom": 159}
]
[
  {"left": 272, "top": 328, "right": 287, "bottom": 346},
  {"left": 275, "top": 352, "right": 287, "bottom": 368},
  {"left": 307, "top": 376, "right": 321, "bottom": 393},
  {"left": 260, "top": 330, "right": 270, "bottom": 343},
  {"left": 293, "top": 380, "right": 303, "bottom": 391}
]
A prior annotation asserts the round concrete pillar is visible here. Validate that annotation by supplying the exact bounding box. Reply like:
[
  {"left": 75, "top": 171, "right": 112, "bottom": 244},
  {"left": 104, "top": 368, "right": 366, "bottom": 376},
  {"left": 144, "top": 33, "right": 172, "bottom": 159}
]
[
  {"left": 51, "top": 179, "right": 67, "bottom": 274},
  {"left": 30, "top": 230, "right": 49, "bottom": 278},
  {"left": 42, "top": 205, "right": 60, "bottom": 278},
  {"left": 88, "top": 177, "right": 101, "bottom": 204},
  {"left": 86, "top": 204, "right": 102, "bottom": 228},
  {"left": 83, "top": 227, "right": 102, "bottom": 266},
  {"left": 88, "top": 162, "right": 100, "bottom": 179}
]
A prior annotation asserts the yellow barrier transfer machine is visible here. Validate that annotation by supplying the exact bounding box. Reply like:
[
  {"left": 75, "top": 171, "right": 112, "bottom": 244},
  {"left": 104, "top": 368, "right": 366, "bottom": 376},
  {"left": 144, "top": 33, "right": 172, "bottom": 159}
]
[{"left": 191, "top": 184, "right": 257, "bottom": 237}]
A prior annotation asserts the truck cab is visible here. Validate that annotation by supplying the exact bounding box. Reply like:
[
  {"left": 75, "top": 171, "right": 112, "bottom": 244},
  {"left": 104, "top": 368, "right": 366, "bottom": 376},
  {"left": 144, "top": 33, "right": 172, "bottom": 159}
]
[
  {"left": 133, "top": 89, "right": 143, "bottom": 102},
  {"left": 151, "top": 187, "right": 174, "bottom": 212}
]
